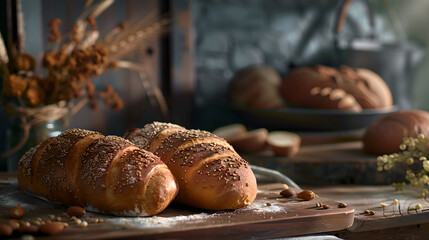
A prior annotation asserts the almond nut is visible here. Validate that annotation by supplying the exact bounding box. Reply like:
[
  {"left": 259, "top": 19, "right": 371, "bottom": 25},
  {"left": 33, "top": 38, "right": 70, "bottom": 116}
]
[
  {"left": 40, "top": 222, "right": 64, "bottom": 235},
  {"left": 280, "top": 189, "right": 295, "bottom": 198},
  {"left": 67, "top": 206, "right": 86, "bottom": 217},
  {"left": 0, "top": 224, "right": 13, "bottom": 236},
  {"left": 297, "top": 190, "right": 316, "bottom": 201},
  {"left": 338, "top": 202, "right": 348, "bottom": 208},
  {"left": 9, "top": 205, "right": 26, "bottom": 219}
]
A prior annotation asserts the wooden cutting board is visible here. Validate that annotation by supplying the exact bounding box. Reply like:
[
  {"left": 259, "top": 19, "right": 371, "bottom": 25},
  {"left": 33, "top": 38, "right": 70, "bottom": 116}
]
[{"left": 0, "top": 173, "right": 354, "bottom": 239}]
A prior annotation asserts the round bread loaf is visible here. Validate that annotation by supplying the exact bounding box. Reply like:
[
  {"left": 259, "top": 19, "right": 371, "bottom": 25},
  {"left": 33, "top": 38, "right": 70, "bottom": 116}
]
[
  {"left": 280, "top": 65, "right": 393, "bottom": 111},
  {"left": 229, "top": 65, "right": 285, "bottom": 109},
  {"left": 362, "top": 110, "right": 429, "bottom": 154}
]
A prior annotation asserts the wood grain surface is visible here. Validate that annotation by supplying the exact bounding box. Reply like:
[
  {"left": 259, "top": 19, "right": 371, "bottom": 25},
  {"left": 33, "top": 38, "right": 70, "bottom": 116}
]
[
  {"left": 0, "top": 173, "right": 354, "bottom": 239},
  {"left": 244, "top": 141, "right": 406, "bottom": 185},
  {"left": 311, "top": 185, "right": 429, "bottom": 233}
]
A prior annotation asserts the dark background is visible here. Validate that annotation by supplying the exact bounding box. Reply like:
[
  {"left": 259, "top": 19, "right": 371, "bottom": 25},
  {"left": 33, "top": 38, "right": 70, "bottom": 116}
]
[{"left": 1, "top": 0, "right": 428, "bottom": 170}]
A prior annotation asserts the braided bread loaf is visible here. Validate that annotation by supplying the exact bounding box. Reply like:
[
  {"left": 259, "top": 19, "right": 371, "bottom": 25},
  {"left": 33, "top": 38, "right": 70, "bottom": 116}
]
[
  {"left": 124, "top": 122, "right": 258, "bottom": 210},
  {"left": 17, "top": 129, "right": 178, "bottom": 216}
]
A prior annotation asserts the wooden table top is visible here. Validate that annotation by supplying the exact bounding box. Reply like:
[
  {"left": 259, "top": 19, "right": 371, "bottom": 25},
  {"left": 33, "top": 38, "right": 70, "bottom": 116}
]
[{"left": 2, "top": 170, "right": 429, "bottom": 239}]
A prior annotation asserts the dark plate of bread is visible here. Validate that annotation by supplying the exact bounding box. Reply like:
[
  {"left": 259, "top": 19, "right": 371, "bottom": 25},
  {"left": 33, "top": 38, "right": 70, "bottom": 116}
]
[
  {"left": 229, "top": 64, "right": 398, "bottom": 131},
  {"left": 232, "top": 103, "right": 397, "bottom": 131}
]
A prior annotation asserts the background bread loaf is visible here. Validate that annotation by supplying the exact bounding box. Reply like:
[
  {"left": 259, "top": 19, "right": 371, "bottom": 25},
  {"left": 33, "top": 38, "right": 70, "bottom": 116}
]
[
  {"left": 124, "top": 122, "right": 258, "bottom": 210},
  {"left": 362, "top": 110, "right": 429, "bottom": 154},
  {"left": 229, "top": 65, "right": 285, "bottom": 109},
  {"left": 280, "top": 65, "right": 393, "bottom": 111},
  {"left": 18, "top": 128, "right": 178, "bottom": 216}
]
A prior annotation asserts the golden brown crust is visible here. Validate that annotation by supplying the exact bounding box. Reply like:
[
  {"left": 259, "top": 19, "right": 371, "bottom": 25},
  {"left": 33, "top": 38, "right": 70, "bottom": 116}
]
[
  {"left": 17, "top": 145, "right": 38, "bottom": 191},
  {"left": 179, "top": 153, "right": 256, "bottom": 210},
  {"left": 32, "top": 129, "right": 101, "bottom": 205},
  {"left": 17, "top": 129, "right": 179, "bottom": 216},
  {"left": 67, "top": 133, "right": 104, "bottom": 204},
  {"left": 98, "top": 148, "right": 177, "bottom": 215},
  {"left": 363, "top": 110, "right": 429, "bottom": 154},
  {"left": 25, "top": 137, "right": 55, "bottom": 196},
  {"left": 153, "top": 129, "right": 233, "bottom": 163},
  {"left": 142, "top": 165, "right": 179, "bottom": 215},
  {"left": 123, "top": 122, "right": 184, "bottom": 150},
  {"left": 125, "top": 122, "right": 258, "bottom": 210}
]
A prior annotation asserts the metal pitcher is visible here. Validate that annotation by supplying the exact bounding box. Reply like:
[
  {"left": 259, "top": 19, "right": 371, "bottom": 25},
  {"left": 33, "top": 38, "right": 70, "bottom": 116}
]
[{"left": 332, "top": 0, "right": 425, "bottom": 109}]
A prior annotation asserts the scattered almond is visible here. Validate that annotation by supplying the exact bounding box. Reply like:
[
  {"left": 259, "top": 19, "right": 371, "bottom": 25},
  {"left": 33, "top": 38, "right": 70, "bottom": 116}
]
[
  {"left": 79, "top": 221, "right": 88, "bottom": 228},
  {"left": 0, "top": 224, "right": 13, "bottom": 236},
  {"left": 67, "top": 206, "right": 86, "bottom": 217},
  {"left": 297, "top": 190, "right": 316, "bottom": 201},
  {"left": 266, "top": 202, "right": 272, "bottom": 206},
  {"left": 280, "top": 188, "right": 295, "bottom": 198},
  {"left": 322, "top": 204, "right": 330, "bottom": 209},
  {"left": 9, "top": 205, "right": 26, "bottom": 219},
  {"left": 39, "top": 222, "right": 65, "bottom": 235},
  {"left": 90, "top": 218, "right": 99, "bottom": 223},
  {"left": 21, "top": 235, "right": 36, "bottom": 240},
  {"left": 20, "top": 221, "right": 30, "bottom": 227},
  {"left": 338, "top": 202, "right": 348, "bottom": 208},
  {"left": 363, "top": 210, "right": 375, "bottom": 215}
]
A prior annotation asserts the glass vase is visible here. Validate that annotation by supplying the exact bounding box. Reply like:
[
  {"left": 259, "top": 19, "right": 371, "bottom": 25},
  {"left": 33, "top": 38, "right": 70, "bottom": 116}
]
[{"left": 4, "top": 118, "right": 65, "bottom": 171}]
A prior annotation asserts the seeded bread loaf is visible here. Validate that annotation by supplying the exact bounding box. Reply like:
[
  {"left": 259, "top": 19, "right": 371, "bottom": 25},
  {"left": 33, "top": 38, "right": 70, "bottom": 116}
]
[
  {"left": 280, "top": 65, "right": 393, "bottom": 111},
  {"left": 124, "top": 122, "right": 258, "bottom": 210},
  {"left": 17, "top": 128, "right": 179, "bottom": 216}
]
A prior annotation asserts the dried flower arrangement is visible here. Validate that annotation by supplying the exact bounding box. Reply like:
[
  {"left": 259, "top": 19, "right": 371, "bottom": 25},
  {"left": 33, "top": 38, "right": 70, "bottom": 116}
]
[
  {"left": 0, "top": 0, "right": 169, "bottom": 157},
  {"left": 377, "top": 134, "right": 429, "bottom": 198}
]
